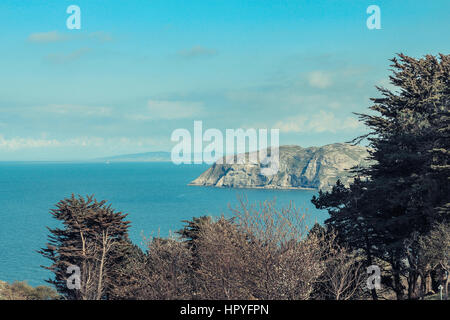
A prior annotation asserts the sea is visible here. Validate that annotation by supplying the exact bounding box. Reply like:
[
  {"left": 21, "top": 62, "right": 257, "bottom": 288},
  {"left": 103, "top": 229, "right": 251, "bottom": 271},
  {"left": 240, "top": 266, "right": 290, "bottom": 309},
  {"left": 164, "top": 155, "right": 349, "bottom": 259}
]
[{"left": 0, "top": 162, "right": 328, "bottom": 286}]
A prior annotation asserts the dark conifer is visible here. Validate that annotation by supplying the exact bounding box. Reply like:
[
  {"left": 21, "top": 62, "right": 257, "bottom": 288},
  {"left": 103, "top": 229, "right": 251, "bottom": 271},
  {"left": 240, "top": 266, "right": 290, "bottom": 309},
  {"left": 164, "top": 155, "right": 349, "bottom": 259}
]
[
  {"left": 312, "top": 54, "right": 449, "bottom": 299},
  {"left": 39, "top": 194, "right": 130, "bottom": 300}
]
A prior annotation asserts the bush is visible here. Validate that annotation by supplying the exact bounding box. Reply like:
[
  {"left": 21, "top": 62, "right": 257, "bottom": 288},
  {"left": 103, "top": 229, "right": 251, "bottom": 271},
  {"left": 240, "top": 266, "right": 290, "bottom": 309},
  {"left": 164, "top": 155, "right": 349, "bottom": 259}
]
[{"left": 0, "top": 280, "right": 59, "bottom": 300}]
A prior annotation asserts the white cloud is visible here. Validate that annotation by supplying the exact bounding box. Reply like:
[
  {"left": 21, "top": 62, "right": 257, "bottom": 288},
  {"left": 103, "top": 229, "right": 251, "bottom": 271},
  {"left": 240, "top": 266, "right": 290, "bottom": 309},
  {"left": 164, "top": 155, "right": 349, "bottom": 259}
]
[
  {"left": 274, "top": 115, "right": 308, "bottom": 133},
  {"left": 28, "top": 31, "right": 68, "bottom": 43},
  {"left": 45, "top": 47, "right": 92, "bottom": 64},
  {"left": 327, "top": 101, "right": 342, "bottom": 109},
  {"left": 0, "top": 135, "right": 158, "bottom": 151},
  {"left": 177, "top": 46, "right": 217, "bottom": 58},
  {"left": 0, "top": 135, "right": 61, "bottom": 150},
  {"left": 377, "top": 78, "right": 399, "bottom": 92},
  {"left": 341, "top": 117, "right": 362, "bottom": 130},
  {"left": 28, "top": 31, "right": 112, "bottom": 43},
  {"left": 307, "top": 71, "right": 333, "bottom": 89},
  {"left": 38, "top": 104, "right": 111, "bottom": 117},
  {"left": 87, "top": 31, "right": 113, "bottom": 43},
  {"left": 127, "top": 100, "right": 203, "bottom": 120},
  {"left": 273, "top": 111, "right": 362, "bottom": 133}
]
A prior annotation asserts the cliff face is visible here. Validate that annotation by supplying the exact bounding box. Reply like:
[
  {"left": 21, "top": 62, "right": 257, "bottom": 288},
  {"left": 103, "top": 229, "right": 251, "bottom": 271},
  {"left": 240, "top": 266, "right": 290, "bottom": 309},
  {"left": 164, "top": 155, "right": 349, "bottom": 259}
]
[{"left": 189, "top": 143, "right": 372, "bottom": 191}]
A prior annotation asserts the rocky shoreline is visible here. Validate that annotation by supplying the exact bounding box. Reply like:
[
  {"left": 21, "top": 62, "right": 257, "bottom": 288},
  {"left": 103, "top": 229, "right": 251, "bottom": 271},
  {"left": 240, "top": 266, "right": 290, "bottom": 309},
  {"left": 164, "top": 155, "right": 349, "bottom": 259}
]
[{"left": 189, "top": 143, "right": 372, "bottom": 192}]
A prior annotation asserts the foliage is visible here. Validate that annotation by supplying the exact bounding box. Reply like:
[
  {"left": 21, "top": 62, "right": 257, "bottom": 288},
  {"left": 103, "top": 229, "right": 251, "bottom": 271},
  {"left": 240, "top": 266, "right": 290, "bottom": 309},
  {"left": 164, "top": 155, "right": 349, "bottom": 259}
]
[
  {"left": 107, "top": 198, "right": 365, "bottom": 300},
  {"left": 39, "top": 194, "right": 130, "bottom": 300},
  {"left": 0, "top": 281, "right": 59, "bottom": 300},
  {"left": 312, "top": 53, "right": 450, "bottom": 299}
]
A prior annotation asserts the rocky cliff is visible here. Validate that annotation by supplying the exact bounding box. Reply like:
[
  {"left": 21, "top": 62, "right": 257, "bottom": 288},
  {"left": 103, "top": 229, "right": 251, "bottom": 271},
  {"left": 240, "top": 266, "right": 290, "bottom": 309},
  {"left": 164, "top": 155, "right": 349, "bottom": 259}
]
[{"left": 189, "top": 143, "right": 372, "bottom": 191}]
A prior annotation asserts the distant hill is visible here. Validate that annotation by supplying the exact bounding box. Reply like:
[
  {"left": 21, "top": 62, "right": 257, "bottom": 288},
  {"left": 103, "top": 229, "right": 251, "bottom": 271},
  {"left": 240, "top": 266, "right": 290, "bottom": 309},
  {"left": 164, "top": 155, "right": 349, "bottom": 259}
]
[
  {"left": 189, "top": 143, "right": 373, "bottom": 191},
  {"left": 97, "top": 151, "right": 172, "bottom": 162}
]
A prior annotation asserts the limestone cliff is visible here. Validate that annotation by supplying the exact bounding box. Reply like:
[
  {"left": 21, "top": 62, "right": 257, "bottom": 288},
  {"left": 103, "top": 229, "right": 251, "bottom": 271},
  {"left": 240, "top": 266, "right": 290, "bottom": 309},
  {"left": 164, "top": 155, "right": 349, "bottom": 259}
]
[{"left": 189, "top": 143, "right": 372, "bottom": 191}]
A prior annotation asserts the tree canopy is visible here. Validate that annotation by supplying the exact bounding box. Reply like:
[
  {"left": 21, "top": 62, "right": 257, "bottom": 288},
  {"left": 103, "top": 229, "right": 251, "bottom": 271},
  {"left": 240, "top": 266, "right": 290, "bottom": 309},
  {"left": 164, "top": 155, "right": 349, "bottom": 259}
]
[{"left": 312, "top": 53, "right": 449, "bottom": 299}]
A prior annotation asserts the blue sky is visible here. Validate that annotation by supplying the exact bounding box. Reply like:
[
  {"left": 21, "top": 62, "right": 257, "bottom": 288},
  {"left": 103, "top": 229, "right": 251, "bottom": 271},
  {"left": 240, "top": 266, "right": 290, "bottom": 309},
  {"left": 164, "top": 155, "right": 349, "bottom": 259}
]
[{"left": 0, "top": 0, "right": 449, "bottom": 160}]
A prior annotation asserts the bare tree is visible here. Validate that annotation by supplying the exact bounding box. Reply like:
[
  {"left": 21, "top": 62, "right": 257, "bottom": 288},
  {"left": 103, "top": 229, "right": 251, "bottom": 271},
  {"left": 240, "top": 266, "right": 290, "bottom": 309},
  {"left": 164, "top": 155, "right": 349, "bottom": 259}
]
[
  {"left": 143, "top": 235, "right": 193, "bottom": 299},
  {"left": 228, "top": 197, "right": 328, "bottom": 300},
  {"left": 319, "top": 244, "right": 365, "bottom": 300},
  {"left": 193, "top": 216, "right": 254, "bottom": 299},
  {"left": 87, "top": 195, "right": 373, "bottom": 300},
  {"left": 417, "top": 223, "right": 450, "bottom": 299}
]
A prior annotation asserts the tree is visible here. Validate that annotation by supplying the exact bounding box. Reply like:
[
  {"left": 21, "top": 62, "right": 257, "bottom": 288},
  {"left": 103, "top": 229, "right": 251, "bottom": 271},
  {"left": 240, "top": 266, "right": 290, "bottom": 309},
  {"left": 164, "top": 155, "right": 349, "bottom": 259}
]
[
  {"left": 39, "top": 194, "right": 130, "bottom": 300},
  {"left": 418, "top": 223, "right": 450, "bottom": 299},
  {"left": 177, "top": 216, "right": 213, "bottom": 249},
  {"left": 143, "top": 236, "right": 193, "bottom": 299},
  {"left": 312, "top": 178, "right": 381, "bottom": 299},
  {"left": 312, "top": 53, "right": 449, "bottom": 299},
  {"left": 193, "top": 216, "right": 253, "bottom": 299},
  {"left": 319, "top": 246, "right": 365, "bottom": 300},
  {"left": 105, "top": 240, "right": 147, "bottom": 300},
  {"left": 229, "top": 197, "right": 328, "bottom": 300}
]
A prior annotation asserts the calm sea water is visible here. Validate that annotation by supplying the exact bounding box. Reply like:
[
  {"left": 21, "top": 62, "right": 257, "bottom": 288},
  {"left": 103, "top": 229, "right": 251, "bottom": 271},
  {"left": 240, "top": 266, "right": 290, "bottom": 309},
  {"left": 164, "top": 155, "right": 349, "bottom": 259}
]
[{"left": 0, "top": 162, "right": 327, "bottom": 286}]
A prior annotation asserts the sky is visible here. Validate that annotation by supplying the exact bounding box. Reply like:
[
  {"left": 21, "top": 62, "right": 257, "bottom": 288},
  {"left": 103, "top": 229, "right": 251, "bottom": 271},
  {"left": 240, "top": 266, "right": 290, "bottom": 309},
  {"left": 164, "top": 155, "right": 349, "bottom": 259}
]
[{"left": 0, "top": 0, "right": 449, "bottom": 161}]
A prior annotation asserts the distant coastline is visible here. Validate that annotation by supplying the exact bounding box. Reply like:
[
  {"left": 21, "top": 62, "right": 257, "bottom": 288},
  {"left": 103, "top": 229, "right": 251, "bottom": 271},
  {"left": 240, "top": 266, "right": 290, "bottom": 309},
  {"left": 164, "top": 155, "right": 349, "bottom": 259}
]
[{"left": 96, "top": 151, "right": 172, "bottom": 162}]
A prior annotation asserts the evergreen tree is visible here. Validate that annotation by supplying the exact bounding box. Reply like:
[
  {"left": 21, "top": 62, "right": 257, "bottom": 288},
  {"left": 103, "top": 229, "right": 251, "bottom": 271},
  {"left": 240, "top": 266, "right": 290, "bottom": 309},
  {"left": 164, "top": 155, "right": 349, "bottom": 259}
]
[
  {"left": 177, "top": 216, "right": 213, "bottom": 250},
  {"left": 312, "top": 54, "right": 449, "bottom": 299},
  {"left": 39, "top": 194, "right": 130, "bottom": 300}
]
